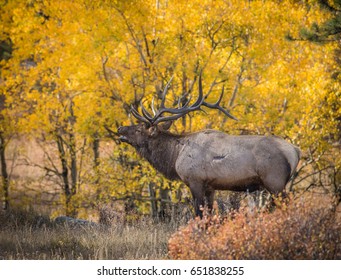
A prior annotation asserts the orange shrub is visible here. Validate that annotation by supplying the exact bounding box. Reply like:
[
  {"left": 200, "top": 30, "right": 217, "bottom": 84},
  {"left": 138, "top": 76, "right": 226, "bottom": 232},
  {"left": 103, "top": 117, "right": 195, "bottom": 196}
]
[{"left": 168, "top": 194, "right": 341, "bottom": 259}]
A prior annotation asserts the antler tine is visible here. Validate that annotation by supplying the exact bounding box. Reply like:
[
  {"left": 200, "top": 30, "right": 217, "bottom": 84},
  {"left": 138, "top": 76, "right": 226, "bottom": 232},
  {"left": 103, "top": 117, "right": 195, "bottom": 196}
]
[
  {"left": 131, "top": 105, "right": 151, "bottom": 124},
  {"left": 202, "top": 85, "right": 238, "bottom": 121},
  {"left": 151, "top": 97, "right": 157, "bottom": 116},
  {"left": 194, "top": 73, "right": 204, "bottom": 107},
  {"left": 140, "top": 100, "right": 154, "bottom": 122},
  {"left": 213, "top": 84, "right": 224, "bottom": 106},
  {"left": 177, "top": 94, "right": 192, "bottom": 109},
  {"left": 177, "top": 96, "right": 181, "bottom": 109},
  {"left": 160, "top": 75, "right": 174, "bottom": 108}
]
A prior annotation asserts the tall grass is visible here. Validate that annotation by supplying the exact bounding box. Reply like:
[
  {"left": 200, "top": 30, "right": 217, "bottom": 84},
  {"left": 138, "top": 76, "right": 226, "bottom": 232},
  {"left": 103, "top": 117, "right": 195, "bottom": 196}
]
[{"left": 0, "top": 208, "right": 180, "bottom": 260}]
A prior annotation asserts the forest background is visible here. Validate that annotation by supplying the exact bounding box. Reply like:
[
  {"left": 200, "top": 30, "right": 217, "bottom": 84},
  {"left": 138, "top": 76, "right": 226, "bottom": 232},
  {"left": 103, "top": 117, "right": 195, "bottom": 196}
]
[{"left": 0, "top": 0, "right": 340, "bottom": 225}]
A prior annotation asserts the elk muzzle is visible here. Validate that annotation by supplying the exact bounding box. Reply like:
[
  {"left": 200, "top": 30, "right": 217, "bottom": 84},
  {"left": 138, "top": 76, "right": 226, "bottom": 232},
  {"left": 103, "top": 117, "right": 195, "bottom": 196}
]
[{"left": 117, "top": 126, "right": 130, "bottom": 143}]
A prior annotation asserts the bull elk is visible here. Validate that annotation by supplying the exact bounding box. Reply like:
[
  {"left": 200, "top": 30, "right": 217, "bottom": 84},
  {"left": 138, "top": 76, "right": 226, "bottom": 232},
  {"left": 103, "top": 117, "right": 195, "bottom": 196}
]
[{"left": 117, "top": 75, "right": 301, "bottom": 217}]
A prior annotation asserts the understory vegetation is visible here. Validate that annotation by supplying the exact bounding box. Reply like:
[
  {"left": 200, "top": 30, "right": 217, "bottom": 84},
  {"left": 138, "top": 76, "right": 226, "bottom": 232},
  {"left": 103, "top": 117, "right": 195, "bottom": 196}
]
[
  {"left": 169, "top": 193, "right": 341, "bottom": 260},
  {"left": 1, "top": 193, "right": 340, "bottom": 260}
]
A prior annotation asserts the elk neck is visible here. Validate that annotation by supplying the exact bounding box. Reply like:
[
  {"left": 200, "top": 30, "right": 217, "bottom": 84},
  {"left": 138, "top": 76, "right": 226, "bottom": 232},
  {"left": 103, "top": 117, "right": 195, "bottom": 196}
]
[{"left": 136, "top": 131, "right": 183, "bottom": 180}]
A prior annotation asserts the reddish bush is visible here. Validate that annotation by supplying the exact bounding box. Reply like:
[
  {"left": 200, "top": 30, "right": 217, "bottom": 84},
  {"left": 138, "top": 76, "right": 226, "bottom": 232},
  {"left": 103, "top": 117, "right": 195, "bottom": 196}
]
[{"left": 168, "top": 194, "right": 341, "bottom": 259}]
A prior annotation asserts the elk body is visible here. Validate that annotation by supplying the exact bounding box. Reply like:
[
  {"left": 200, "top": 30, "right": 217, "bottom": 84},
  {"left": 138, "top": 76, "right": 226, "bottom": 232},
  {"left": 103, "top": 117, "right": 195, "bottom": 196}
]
[{"left": 117, "top": 76, "right": 301, "bottom": 217}]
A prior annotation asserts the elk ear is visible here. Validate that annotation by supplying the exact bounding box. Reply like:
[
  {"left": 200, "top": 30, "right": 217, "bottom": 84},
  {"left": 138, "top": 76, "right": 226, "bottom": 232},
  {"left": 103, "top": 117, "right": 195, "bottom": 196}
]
[{"left": 159, "top": 121, "right": 172, "bottom": 131}]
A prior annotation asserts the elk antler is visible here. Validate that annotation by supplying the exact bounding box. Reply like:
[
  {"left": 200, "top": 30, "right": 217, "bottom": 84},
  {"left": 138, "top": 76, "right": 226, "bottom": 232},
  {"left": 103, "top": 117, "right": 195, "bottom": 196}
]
[{"left": 131, "top": 74, "right": 237, "bottom": 125}]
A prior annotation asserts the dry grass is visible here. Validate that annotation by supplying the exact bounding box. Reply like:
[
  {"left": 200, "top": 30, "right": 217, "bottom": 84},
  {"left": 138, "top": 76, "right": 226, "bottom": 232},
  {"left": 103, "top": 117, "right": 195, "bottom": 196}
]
[{"left": 0, "top": 208, "right": 180, "bottom": 260}]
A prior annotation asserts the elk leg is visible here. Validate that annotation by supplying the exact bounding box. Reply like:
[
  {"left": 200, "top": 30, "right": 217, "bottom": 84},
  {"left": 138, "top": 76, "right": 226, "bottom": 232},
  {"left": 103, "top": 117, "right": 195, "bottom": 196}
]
[
  {"left": 204, "top": 188, "right": 215, "bottom": 213},
  {"left": 188, "top": 182, "right": 205, "bottom": 218}
]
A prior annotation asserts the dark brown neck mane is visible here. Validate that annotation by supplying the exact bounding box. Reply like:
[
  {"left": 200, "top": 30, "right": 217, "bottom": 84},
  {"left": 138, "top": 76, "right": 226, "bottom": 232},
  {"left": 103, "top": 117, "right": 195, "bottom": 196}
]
[{"left": 136, "top": 132, "right": 183, "bottom": 180}]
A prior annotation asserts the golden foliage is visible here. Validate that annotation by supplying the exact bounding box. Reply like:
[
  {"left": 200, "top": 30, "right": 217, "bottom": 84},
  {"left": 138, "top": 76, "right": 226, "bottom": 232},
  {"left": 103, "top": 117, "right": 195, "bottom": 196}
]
[{"left": 0, "top": 0, "right": 339, "bottom": 215}]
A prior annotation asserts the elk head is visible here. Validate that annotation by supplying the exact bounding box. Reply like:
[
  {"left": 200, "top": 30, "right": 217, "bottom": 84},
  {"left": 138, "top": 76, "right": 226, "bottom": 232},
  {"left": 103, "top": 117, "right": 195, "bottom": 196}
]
[{"left": 117, "top": 121, "right": 172, "bottom": 148}]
